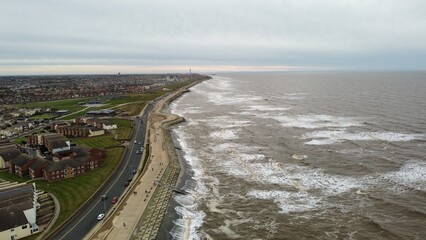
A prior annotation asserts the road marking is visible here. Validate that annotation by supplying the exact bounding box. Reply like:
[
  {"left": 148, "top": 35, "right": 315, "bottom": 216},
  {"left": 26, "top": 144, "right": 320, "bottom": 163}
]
[{"left": 59, "top": 115, "right": 146, "bottom": 239}]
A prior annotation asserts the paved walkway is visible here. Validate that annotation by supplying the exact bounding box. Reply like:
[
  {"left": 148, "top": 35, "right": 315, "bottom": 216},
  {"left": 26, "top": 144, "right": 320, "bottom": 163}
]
[{"left": 88, "top": 87, "right": 189, "bottom": 240}]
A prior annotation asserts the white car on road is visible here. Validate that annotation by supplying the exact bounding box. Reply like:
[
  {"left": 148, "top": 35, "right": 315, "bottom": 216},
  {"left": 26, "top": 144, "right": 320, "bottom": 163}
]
[{"left": 97, "top": 213, "right": 105, "bottom": 221}]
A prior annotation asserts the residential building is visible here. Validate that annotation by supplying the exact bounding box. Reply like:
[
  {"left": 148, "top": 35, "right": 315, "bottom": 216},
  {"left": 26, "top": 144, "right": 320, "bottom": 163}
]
[
  {"left": 42, "top": 146, "right": 106, "bottom": 181},
  {"left": 0, "top": 183, "right": 39, "bottom": 240},
  {"left": 9, "top": 154, "right": 34, "bottom": 176},
  {"left": 28, "top": 158, "right": 49, "bottom": 179},
  {"left": 0, "top": 145, "right": 21, "bottom": 169},
  {"left": 42, "top": 134, "right": 70, "bottom": 154}
]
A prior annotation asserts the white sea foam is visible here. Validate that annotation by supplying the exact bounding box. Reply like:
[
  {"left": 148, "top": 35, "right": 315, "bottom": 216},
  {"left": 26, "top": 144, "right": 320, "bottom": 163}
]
[
  {"left": 303, "top": 130, "right": 425, "bottom": 145},
  {"left": 198, "top": 116, "right": 252, "bottom": 129},
  {"left": 240, "top": 153, "right": 265, "bottom": 161},
  {"left": 173, "top": 206, "right": 206, "bottom": 240},
  {"left": 304, "top": 139, "right": 343, "bottom": 145},
  {"left": 244, "top": 105, "right": 291, "bottom": 112},
  {"left": 210, "top": 129, "right": 239, "bottom": 140},
  {"left": 382, "top": 161, "right": 426, "bottom": 191},
  {"left": 207, "top": 92, "right": 264, "bottom": 105},
  {"left": 219, "top": 143, "right": 361, "bottom": 195},
  {"left": 274, "top": 114, "right": 363, "bottom": 129},
  {"left": 292, "top": 154, "right": 308, "bottom": 160},
  {"left": 171, "top": 130, "right": 209, "bottom": 239},
  {"left": 247, "top": 190, "right": 324, "bottom": 213}
]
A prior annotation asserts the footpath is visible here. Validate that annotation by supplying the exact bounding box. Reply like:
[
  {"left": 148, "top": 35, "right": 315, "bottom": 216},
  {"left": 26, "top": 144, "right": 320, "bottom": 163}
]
[{"left": 87, "top": 82, "right": 198, "bottom": 240}]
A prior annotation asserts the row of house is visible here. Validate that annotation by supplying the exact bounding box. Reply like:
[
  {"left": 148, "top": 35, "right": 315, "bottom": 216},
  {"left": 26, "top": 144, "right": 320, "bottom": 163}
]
[
  {"left": 55, "top": 125, "right": 105, "bottom": 138},
  {"left": 28, "top": 133, "right": 71, "bottom": 154},
  {"left": 8, "top": 146, "right": 106, "bottom": 181},
  {"left": 52, "top": 117, "right": 118, "bottom": 138},
  {"left": 74, "top": 117, "right": 118, "bottom": 130},
  {"left": 1, "top": 144, "right": 106, "bottom": 182},
  {"left": 1, "top": 133, "right": 107, "bottom": 182}
]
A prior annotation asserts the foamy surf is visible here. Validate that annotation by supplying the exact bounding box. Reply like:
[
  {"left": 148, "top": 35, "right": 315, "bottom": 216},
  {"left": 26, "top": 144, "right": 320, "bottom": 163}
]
[
  {"left": 167, "top": 73, "right": 426, "bottom": 239},
  {"left": 303, "top": 130, "right": 425, "bottom": 145}
]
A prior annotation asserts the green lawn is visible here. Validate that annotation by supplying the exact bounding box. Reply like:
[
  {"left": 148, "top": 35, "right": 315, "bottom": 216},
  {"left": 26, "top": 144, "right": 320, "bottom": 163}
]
[
  {"left": 71, "top": 134, "right": 120, "bottom": 148},
  {"left": 59, "top": 106, "right": 105, "bottom": 120},
  {"left": 115, "top": 102, "right": 147, "bottom": 116},
  {"left": 29, "top": 113, "right": 55, "bottom": 120},
  {"left": 13, "top": 136, "right": 28, "bottom": 144},
  {"left": 33, "top": 147, "right": 125, "bottom": 232},
  {"left": 16, "top": 97, "right": 92, "bottom": 112},
  {"left": 110, "top": 118, "right": 133, "bottom": 128},
  {"left": 112, "top": 128, "right": 132, "bottom": 140},
  {"left": 0, "top": 170, "right": 31, "bottom": 182},
  {"left": 107, "top": 94, "right": 148, "bottom": 105}
]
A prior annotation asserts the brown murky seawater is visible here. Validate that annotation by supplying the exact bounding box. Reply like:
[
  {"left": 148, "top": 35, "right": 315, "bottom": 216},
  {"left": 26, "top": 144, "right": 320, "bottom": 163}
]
[{"left": 168, "top": 72, "right": 426, "bottom": 240}]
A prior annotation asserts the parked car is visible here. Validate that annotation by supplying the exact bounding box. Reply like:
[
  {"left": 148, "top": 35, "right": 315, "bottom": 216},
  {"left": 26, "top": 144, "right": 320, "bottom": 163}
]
[
  {"left": 132, "top": 169, "right": 137, "bottom": 174},
  {"left": 97, "top": 213, "right": 105, "bottom": 220},
  {"left": 124, "top": 180, "right": 130, "bottom": 187},
  {"left": 111, "top": 196, "right": 118, "bottom": 204}
]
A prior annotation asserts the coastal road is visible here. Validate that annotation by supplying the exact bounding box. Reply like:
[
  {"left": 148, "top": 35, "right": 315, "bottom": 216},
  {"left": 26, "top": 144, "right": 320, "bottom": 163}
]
[{"left": 49, "top": 104, "right": 154, "bottom": 240}]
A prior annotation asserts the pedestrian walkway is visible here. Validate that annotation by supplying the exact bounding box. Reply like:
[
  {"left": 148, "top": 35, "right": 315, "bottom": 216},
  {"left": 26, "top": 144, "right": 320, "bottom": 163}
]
[{"left": 88, "top": 86, "right": 189, "bottom": 240}]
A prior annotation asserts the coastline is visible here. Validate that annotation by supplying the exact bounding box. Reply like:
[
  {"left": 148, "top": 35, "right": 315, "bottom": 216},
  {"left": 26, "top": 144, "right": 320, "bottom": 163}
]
[
  {"left": 88, "top": 77, "right": 209, "bottom": 240},
  {"left": 156, "top": 130, "right": 193, "bottom": 240},
  {"left": 156, "top": 81, "right": 203, "bottom": 240}
]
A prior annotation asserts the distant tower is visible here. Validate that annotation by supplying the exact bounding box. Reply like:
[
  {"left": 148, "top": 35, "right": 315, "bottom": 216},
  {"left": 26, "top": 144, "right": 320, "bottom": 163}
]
[
  {"left": 189, "top": 68, "right": 191, "bottom": 74},
  {"left": 118, "top": 72, "right": 121, "bottom": 75}
]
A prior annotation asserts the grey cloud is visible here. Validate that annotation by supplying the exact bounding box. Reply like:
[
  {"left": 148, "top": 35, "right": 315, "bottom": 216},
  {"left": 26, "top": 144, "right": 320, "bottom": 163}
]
[{"left": 1, "top": 0, "right": 426, "bottom": 74}]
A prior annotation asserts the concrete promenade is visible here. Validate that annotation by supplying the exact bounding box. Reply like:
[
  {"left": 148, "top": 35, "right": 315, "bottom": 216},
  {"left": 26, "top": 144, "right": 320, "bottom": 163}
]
[{"left": 88, "top": 82, "right": 198, "bottom": 240}]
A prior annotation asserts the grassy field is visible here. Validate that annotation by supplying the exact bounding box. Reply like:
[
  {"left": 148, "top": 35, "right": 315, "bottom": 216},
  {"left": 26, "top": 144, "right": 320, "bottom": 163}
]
[
  {"left": 59, "top": 106, "right": 108, "bottom": 120},
  {"left": 115, "top": 102, "right": 147, "bottom": 116},
  {"left": 105, "top": 118, "right": 132, "bottom": 140},
  {"left": 16, "top": 97, "right": 91, "bottom": 112},
  {"left": 13, "top": 136, "right": 28, "bottom": 144},
  {"left": 58, "top": 108, "right": 91, "bottom": 120},
  {"left": 107, "top": 94, "right": 148, "bottom": 105},
  {"left": 29, "top": 113, "right": 55, "bottom": 120},
  {"left": 71, "top": 134, "right": 120, "bottom": 148},
  {"left": 112, "top": 128, "right": 132, "bottom": 140},
  {"left": 110, "top": 118, "right": 133, "bottom": 128},
  {"left": 0, "top": 169, "right": 30, "bottom": 182}
]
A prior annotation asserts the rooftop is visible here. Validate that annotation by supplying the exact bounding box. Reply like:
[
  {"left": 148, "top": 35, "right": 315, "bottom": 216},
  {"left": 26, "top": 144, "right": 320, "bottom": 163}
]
[{"left": 0, "top": 184, "right": 34, "bottom": 231}]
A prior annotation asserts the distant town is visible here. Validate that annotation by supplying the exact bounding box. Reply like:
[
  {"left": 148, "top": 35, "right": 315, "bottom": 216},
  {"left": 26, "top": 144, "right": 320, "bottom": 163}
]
[{"left": 0, "top": 73, "right": 199, "bottom": 139}]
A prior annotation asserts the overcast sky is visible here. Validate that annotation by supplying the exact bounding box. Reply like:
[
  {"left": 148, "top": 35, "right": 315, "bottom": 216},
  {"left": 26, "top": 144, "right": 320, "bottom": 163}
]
[{"left": 1, "top": 0, "right": 425, "bottom": 74}]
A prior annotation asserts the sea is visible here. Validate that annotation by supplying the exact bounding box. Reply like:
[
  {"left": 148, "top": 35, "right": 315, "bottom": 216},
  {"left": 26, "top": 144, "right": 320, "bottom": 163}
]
[{"left": 166, "top": 72, "right": 426, "bottom": 240}]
